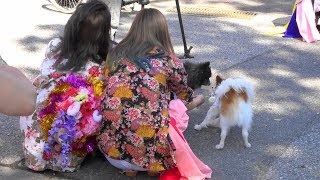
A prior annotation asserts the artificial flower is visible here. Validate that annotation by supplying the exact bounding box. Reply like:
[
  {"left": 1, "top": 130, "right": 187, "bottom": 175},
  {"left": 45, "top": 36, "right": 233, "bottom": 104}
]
[
  {"left": 88, "top": 66, "right": 99, "bottom": 77},
  {"left": 74, "top": 93, "right": 88, "bottom": 103},
  {"left": 38, "top": 73, "right": 104, "bottom": 169}
]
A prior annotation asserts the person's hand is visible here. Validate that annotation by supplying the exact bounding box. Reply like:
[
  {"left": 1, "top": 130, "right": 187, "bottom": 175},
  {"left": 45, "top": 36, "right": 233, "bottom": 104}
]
[{"left": 186, "top": 95, "right": 205, "bottom": 111}]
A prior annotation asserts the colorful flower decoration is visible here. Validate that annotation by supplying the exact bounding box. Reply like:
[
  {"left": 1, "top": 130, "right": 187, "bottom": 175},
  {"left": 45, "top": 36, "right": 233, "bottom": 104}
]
[{"left": 39, "top": 72, "right": 105, "bottom": 168}]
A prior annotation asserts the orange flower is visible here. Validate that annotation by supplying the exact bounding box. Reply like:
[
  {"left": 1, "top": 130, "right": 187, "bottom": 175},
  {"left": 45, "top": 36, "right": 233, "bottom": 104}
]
[
  {"left": 108, "top": 147, "right": 120, "bottom": 158},
  {"left": 149, "top": 162, "right": 165, "bottom": 172},
  {"left": 113, "top": 86, "right": 133, "bottom": 99},
  {"left": 178, "top": 91, "right": 188, "bottom": 100},
  {"left": 154, "top": 73, "right": 166, "bottom": 85},
  {"left": 136, "top": 126, "right": 155, "bottom": 138}
]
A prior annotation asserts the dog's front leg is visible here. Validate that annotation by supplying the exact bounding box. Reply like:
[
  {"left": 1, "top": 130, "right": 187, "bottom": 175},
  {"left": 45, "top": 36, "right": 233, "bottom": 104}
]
[
  {"left": 194, "top": 104, "right": 218, "bottom": 130},
  {"left": 207, "top": 117, "right": 220, "bottom": 127}
]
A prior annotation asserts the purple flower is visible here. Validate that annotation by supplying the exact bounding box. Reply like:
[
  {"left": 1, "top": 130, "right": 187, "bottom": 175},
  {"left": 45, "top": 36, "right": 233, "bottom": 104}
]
[
  {"left": 44, "top": 143, "right": 51, "bottom": 152},
  {"left": 86, "top": 143, "right": 94, "bottom": 152},
  {"left": 58, "top": 110, "right": 66, "bottom": 117},
  {"left": 50, "top": 93, "right": 64, "bottom": 103},
  {"left": 45, "top": 111, "right": 78, "bottom": 169},
  {"left": 66, "top": 75, "right": 88, "bottom": 88},
  {"left": 48, "top": 129, "right": 58, "bottom": 136},
  {"left": 38, "top": 103, "right": 56, "bottom": 118}
]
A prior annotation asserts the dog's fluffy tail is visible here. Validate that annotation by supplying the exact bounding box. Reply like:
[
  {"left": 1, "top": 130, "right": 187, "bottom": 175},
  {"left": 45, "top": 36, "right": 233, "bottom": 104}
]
[{"left": 214, "top": 78, "right": 254, "bottom": 106}]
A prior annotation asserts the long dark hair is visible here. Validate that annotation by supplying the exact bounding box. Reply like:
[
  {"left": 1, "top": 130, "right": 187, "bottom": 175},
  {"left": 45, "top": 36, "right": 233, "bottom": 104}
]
[
  {"left": 57, "top": 0, "right": 111, "bottom": 72},
  {"left": 107, "top": 8, "right": 174, "bottom": 68}
]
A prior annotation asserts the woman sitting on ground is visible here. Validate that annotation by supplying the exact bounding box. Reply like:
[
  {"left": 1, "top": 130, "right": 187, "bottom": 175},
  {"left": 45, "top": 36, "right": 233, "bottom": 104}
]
[
  {"left": 20, "top": 0, "right": 111, "bottom": 172},
  {"left": 97, "top": 8, "right": 211, "bottom": 178}
]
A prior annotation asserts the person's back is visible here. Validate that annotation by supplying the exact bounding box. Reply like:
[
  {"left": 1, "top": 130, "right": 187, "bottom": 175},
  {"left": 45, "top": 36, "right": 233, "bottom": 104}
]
[
  {"left": 20, "top": 0, "right": 111, "bottom": 172},
  {"left": 98, "top": 8, "right": 194, "bottom": 175}
]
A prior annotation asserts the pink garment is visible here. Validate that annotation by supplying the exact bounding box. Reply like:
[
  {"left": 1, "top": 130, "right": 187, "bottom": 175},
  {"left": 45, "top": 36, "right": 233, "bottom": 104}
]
[
  {"left": 168, "top": 99, "right": 212, "bottom": 180},
  {"left": 296, "top": 0, "right": 320, "bottom": 42}
]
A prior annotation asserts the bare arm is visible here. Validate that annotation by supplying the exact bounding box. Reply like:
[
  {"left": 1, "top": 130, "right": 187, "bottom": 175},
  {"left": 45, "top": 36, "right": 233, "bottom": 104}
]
[
  {"left": 0, "top": 65, "right": 36, "bottom": 116},
  {"left": 185, "top": 94, "right": 205, "bottom": 111}
]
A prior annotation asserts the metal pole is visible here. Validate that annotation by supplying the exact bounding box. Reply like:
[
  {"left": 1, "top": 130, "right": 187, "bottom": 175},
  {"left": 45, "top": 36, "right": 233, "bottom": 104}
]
[{"left": 175, "top": 0, "right": 193, "bottom": 59}]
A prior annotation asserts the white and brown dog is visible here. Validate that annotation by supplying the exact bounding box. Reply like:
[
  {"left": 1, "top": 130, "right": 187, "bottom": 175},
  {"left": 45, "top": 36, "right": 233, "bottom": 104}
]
[{"left": 194, "top": 75, "right": 254, "bottom": 149}]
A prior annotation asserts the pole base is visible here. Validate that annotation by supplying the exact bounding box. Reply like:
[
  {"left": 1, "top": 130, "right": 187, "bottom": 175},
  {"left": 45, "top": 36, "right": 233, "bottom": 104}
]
[{"left": 178, "top": 46, "right": 194, "bottom": 59}]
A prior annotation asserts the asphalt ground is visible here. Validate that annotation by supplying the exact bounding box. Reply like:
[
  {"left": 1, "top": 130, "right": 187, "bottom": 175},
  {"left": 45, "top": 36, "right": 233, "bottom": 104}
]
[{"left": 0, "top": 0, "right": 319, "bottom": 179}]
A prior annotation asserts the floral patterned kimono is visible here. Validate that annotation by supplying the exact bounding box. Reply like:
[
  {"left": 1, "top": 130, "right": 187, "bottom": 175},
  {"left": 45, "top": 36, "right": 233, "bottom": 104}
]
[
  {"left": 97, "top": 49, "right": 194, "bottom": 172},
  {"left": 20, "top": 38, "right": 106, "bottom": 172}
]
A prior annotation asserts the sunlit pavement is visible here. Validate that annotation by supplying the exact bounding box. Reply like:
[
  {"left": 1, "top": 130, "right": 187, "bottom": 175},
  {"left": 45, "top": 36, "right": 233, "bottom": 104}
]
[{"left": 0, "top": 0, "right": 319, "bottom": 179}]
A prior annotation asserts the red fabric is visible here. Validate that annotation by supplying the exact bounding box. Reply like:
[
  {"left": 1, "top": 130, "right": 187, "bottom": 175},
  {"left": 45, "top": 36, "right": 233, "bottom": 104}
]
[{"left": 159, "top": 167, "right": 181, "bottom": 180}]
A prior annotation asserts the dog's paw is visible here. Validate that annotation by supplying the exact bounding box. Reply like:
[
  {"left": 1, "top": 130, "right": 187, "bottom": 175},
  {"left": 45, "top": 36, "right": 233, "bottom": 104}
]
[
  {"left": 194, "top": 124, "right": 202, "bottom": 131},
  {"left": 245, "top": 142, "right": 251, "bottom": 148},
  {"left": 208, "top": 96, "right": 215, "bottom": 103},
  {"left": 215, "top": 144, "right": 224, "bottom": 150}
]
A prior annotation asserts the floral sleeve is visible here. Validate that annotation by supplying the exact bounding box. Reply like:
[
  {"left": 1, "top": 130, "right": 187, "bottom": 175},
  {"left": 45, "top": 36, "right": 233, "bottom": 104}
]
[{"left": 166, "top": 54, "right": 193, "bottom": 103}]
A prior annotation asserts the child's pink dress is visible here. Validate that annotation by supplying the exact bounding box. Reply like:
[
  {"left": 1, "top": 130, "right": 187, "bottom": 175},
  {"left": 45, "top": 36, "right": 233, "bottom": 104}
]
[
  {"left": 162, "top": 99, "right": 212, "bottom": 180},
  {"left": 296, "top": 0, "right": 320, "bottom": 42}
]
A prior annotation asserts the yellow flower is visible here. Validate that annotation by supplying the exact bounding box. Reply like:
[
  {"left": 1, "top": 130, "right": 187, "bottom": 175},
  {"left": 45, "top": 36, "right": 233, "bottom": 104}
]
[
  {"left": 136, "top": 126, "right": 155, "bottom": 138},
  {"left": 40, "top": 113, "right": 56, "bottom": 140},
  {"left": 108, "top": 147, "right": 120, "bottom": 158},
  {"left": 90, "top": 77, "right": 104, "bottom": 96},
  {"left": 154, "top": 73, "right": 166, "bottom": 85},
  {"left": 80, "top": 137, "right": 87, "bottom": 143},
  {"left": 51, "top": 83, "right": 69, "bottom": 94},
  {"left": 74, "top": 93, "right": 88, "bottom": 103},
  {"left": 149, "top": 162, "right": 165, "bottom": 172},
  {"left": 162, "top": 110, "right": 168, "bottom": 118},
  {"left": 113, "top": 86, "right": 133, "bottom": 99},
  {"left": 162, "top": 127, "right": 169, "bottom": 135},
  {"left": 148, "top": 48, "right": 157, "bottom": 54}
]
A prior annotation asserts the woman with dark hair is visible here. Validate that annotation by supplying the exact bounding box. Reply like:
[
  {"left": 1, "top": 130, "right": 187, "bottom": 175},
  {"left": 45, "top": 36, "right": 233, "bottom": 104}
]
[
  {"left": 97, "top": 8, "right": 211, "bottom": 178},
  {"left": 20, "top": 0, "right": 111, "bottom": 172}
]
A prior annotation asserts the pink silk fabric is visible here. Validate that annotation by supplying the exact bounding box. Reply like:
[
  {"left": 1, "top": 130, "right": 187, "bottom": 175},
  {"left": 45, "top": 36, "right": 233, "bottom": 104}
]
[
  {"left": 167, "top": 99, "right": 212, "bottom": 180},
  {"left": 296, "top": 0, "right": 320, "bottom": 42}
]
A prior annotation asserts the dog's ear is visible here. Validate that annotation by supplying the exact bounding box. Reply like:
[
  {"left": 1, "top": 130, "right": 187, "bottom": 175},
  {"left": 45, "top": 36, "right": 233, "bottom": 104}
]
[
  {"left": 200, "top": 62, "right": 210, "bottom": 69},
  {"left": 216, "top": 75, "right": 223, "bottom": 86}
]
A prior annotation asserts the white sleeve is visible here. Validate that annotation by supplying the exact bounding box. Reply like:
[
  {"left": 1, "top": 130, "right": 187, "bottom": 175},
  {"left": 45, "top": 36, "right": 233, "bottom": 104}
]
[{"left": 40, "top": 38, "right": 61, "bottom": 76}]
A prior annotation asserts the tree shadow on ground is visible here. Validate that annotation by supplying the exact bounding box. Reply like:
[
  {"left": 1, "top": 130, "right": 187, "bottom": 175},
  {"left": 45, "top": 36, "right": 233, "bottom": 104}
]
[
  {"left": 150, "top": 0, "right": 295, "bottom": 15},
  {"left": 18, "top": 24, "right": 64, "bottom": 52}
]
